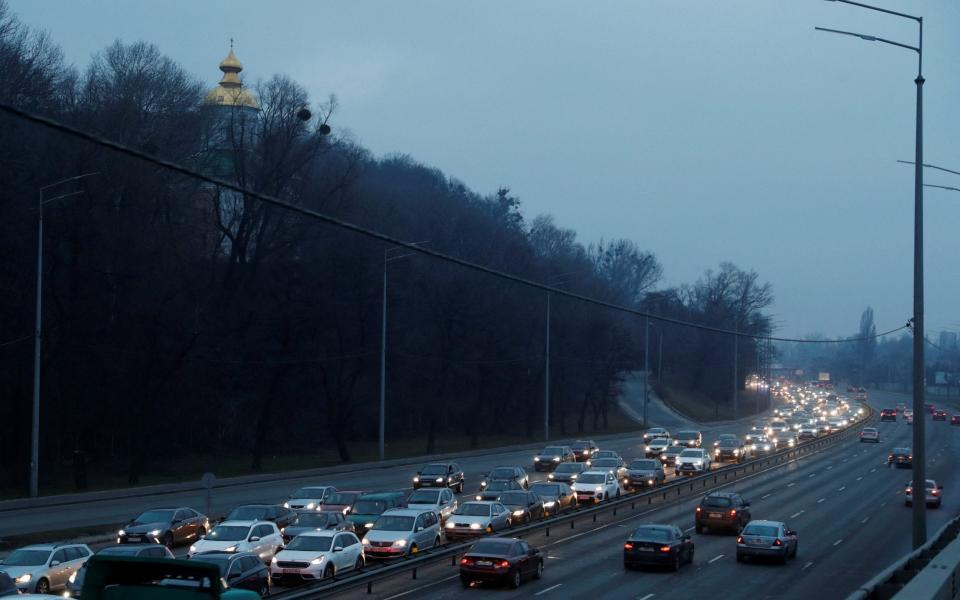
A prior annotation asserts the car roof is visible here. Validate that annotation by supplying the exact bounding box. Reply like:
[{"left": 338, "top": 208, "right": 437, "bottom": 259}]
[
  {"left": 462, "top": 500, "right": 499, "bottom": 506},
  {"left": 581, "top": 469, "right": 612, "bottom": 476},
  {"left": 297, "top": 530, "right": 338, "bottom": 538},
  {"left": 703, "top": 491, "right": 736, "bottom": 499},
  {"left": 217, "top": 520, "right": 260, "bottom": 527},
  {"left": 382, "top": 508, "right": 434, "bottom": 517},
  {"left": 358, "top": 491, "right": 405, "bottom": 499},
  {"left": 746, "top": 520, "right": 783, "bottom": 527}
]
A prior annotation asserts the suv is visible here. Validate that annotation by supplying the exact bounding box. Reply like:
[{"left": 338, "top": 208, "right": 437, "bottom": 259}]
[
  {"left": 66, "top": 544, "right": 174, "bottom": 597},
  {"left": 714, "top": 438, "right": 747, "bottom": 463},
  {"left": 73, "top": 555, "right": 260, "bottom": 599},
  {"left": 533, "top": 446, "right": 575, "bottom": 471},
  {"left": 695, "top": 492, "right": 751, "bottom": 533},
  {"left": 933, "top": 410, "right": 948, "bottom": 421},
  {"left": 676, "top": 449, "right": 711, "bottom": 476},
  {"left": 570, "top": 440, "right": 598, "bottom": 462},
  {"left": 570, "top": 470, "right": 621, "bottom": 503},
  {"left": 346, "top": 492, "right": 407, "bottom": 532},
  {"left": 880, "top": 409, "right": 897, "bottom": 422},
  {"left": 674, "top": 430, "right": 703, "bottom": 448},
  {"left": 188, "top": 521, "right": 284, "bottom": 563},
  {"left": 362, "top": 509, "right": 441, "bottom": 558},
  {"left": 888, "top": 447, "right": 913, "bottom": 468},
  {"left": 283, "top": 486, "right": 337, "bottom": 511},
  {"left": 480, "top": 466, "right": 529, "bottom": 491},
  {"left": 413, "top": 462, "right": 465, "bottom": 492},
  {"left": 0, "top": 542, "right": 92, "bottom": 594}
]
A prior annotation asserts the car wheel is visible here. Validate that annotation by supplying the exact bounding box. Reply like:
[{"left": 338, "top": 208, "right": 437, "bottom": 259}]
[
  {"left": 615, "top": 488, "right": 621, "bottom": 498},
  {"left": 534, "top": 560, "right": 543, "bottom": 579},
  {"left": 672, "top": 553, "right": 681, "bottom": 572},
  {"left": 410, "top": 543, "right": 419, "bottom": 555},
  {"left": 163, "top": 532, "right": 175, "bottom": 548},
  {"left": 258, "top": 580, "right": 269, "bottom": 597},
  {"left": 323, "top": 564, "right": 335, "bottom": 580},
  {"left": 35, "top": 578, "right": 50, "bottom": 594},
  {"left": 687, "top": 548, "right": 695, "bottom": 564},
  {"left": 510, "top": 568, "right": 521, "bottom": 589},
  {"left": 355, "top": 556, "right": 364, "bottom": 570}
]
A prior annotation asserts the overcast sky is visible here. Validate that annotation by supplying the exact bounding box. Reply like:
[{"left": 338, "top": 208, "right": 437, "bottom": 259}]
[{"left": 10, "top": 0, "right": 959, "bottom": 339}]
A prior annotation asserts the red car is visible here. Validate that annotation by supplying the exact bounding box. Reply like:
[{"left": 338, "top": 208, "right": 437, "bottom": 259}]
[
  {"left": 460, "top": 537, "right": 543, "bottom": 589},
  {"left": 951, "top": 415, "right": 959, "bottom": 426},
  {"left": 880, "top": 409, "right": 897, "bottom": 422},
  {"left": 933, "top": 410, "right": 947, "bottom": 421}
]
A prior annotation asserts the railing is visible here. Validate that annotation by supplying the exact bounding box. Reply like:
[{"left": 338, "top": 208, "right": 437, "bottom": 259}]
[{"left": 272, "top": 408, "right": 873, "bottom": 599}]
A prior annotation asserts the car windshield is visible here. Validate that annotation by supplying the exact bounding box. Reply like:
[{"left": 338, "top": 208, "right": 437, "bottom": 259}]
[
  {"left": 352, "top": 500, "right": 387, "bottom": 514},
  {"left": 718, "top": 440, "right": 739, "bottom": 448},
  {"left": 578, "top": 473, "right": 606, "bottom": 484},
  {"left": 679, "top": 450, "right": 701, "bottom": 457},
  {"left": 469, "top": 540, "right": 511, "bottom": 555},
  {"left": 134, "top": 510, "right": 174, "bottom": 524},
  {"left": 530, "top": 484, "right": 559, "bottom": 496},
  {"left": 285, "top": 535, "right": 333, "bottom": 552},
  {"left": 594, "top": 451, "right": 617, "bottom": 458},
  {"left": 771, "top": 421, "right": 787, "bottom": 428},
  {"left": 227, "top": 507, "right": 267, "bottom": 520},
  {"left": 420, "top": 465, "right": 448, "bottom": 476},
  {"left": 191, "top": 555, "right": 230, "bottom": 576},
  {"left": 489, "top": 468, "right": 516, "bottom": 479},
  {"left": 743, "top": 525, "right": 779, "bottom": 537},
  {"left": 373, "top": 516, "right": 414, "bottom": 531},
  {"left": 1, "top": 549, "right": 50, "bottom": 566},
  {"left": 592, "top": 459, "right": 618, "bottom": 467},
  {"left": 408, "top": 490, "right": 441, "bottom": 504},
  {"left": 99, "top": 546, "right": 145, "bottom": 556},
  {"left": 294, "top": 513, "right": 333, "bottom": 527},
  {"left": 571, "top": 442, "right": 591, "bottom": 450},
  {"left": 498, "top": 492, "right": 528, "bottom": 504},
  {"left": 291, "top": 487, "right": 326, "bottom": 499},
  {"left": 631, "top": 527, "right": 670, "bottom": 541},
  {"left": 456, "top": 504, "right": 491, "bottom": 517},
  {"left": 206, "top": 525, "right": 249, "bottom": 541},
  {"left": 555, "top": 463, "right": 583, "bottom": 473},
  {"left": 677, "top": 431, "right": 698, "bottom": 439},
  {"left": 893, "top": 448, "right": 911, "bottom": 455},
  {"left": 702, "top": 496, "right": 732, "bottom": 508},
  {"left": 485, "top": 481, "right": 516, "bottom": 492},
  {"left": 541, "top": 447, "right": 564, "bottom": 455},
  {"left": 630, "top": 460, "right": 658, "bottom": 470},
  {"left": 325, "top": 492, "right": 360, "bottom": 505},
  {"left": 650, "top": 438, "right": 668, "bottom": 445}
]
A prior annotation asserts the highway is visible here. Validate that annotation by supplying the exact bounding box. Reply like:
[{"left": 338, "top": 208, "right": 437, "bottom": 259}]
[{"left": 322, "top": 391, "right": 958, "bottom": 600}]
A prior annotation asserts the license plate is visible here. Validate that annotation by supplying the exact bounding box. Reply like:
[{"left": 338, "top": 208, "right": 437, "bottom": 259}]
[
  {"left": 477, "top": 560, "right": 493, "bottom": 566},
  {"left": 127, "top": 536, "right": 142, "bottom": 542},
  {"left": 284, "top": 569, "right": 298, "bottom": 574},
  {"left": 709, "top": 512, "right": 722, "bottom": 518},
  {"left": 637, "top": 547, "right": 654, "bottom": 552}
]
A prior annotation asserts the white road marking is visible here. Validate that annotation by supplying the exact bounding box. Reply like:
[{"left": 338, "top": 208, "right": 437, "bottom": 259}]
[
  {"left": 684, "top": 526, "right": 695, "bottom": 532},
  {"left": 637, "top": 594, "right": 655, "bottom": 600},
  {"left": 838, "top": 486, "right": 846, "bottom": 492},
  {"left": 809, "top": 473, "right": 816, "bottom": 478},
  {"left": 833, "top": 539, "right": 843, "bottom": 546},
  {"left": 861, "top": 517, "right": 869, "bottom": 524},
  {"left": 856, "top": 476, "right": 863, "bottom": 481},
  {"left": 803, "top": 561, "right": 814, "bottom": 570},
  {"left": 826, "top": 466, "right": 833, "bottom": 470},
  {"left": 791, "top": 510, "right": 805, "bottom": 518},
  {"left": 787, "top": 482, "right": 796, "bottom": 487},
  {"left": 383, "top": 575, "right": 459, "bottom": 599},
  {"left": 871, "top": 468, "right": 877, "bottom": 473},
  {"left": 761, "top": 493, "right": 771, "bottom": 499},
  {"left": 817, "top": 498, "right": 825, "bottom": 503},
  {"left": 881, "top": 502, "right": 887, "bottom": 507},
  {"left": 708, "top": 554, "right": 725, "bottom": 564},
  {"left": 536, "top": 584, "right": 563, "bottom": 596}
]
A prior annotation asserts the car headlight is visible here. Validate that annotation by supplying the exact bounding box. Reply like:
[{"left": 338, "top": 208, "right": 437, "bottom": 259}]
[
  {"left": 480, "top": 481, "right": 487, "bottom": 488},
  {"left": 224, "top": 545, "right": 237, "bottom": 552},
  {"left": 362, "top": 537, "right": 371, "bottom": 545},
  {"left": 469, "top": 523, "right": 482, "bottom": 530},
  {"left": 69, "top": 571, "right": 77, "bottom": 584},
  {"left": 118, "top": 529, "right": 126, "bottom": 536},
  {"left": 394, "top": 539, "right": 407, "bottom": 547},
  {"left": 446, "top": 522, "right": 455, "bottom": 529},
  {"left": 644, "top": 445, "right": 650, "bottom": 451},
  {"left": 271, "top": 556, "right": 278, "bottom": 563},
  {"left": 553, "top": 457, "right": 560, "bottom": 462},
  {"left": 15, "top": 574, "right": 31, "bottom": 584},
  {"left": 476, "top": 495, "right": 483, "bottom": 501},
  {"left": 595, "top": 486, "right": 603, "bottom": 492},
  {"left": 310, "top": 557, "right": 324, "bottom": 565},
  {"left": 365, "top": 523, "right": 374, "bottom": 529},
  {"left": 148, "top": 529, "right": 162, "bottom": 537},
  {"left": 544, "top": 501, "right": 556, "bottom": 508},
  {"left": 647, "top": 479, "right": 654, "bottom": 485},
  {"left": 342, "top": 507, "right": 350, "bottom": 515},
  {"left": 570, "top": 474, "right": 578, "bottom": 480},
  {"left": 283, "top": 501, "right": 290, "bottom": 508},
  {"left": 733, "top": 449, "right": 739, "bottom": 455},
  {"left": 534, "top": 457, "right": 540, "bottom": 462},
  {"left": 413, "top": 476, "right": 420, "bottom": 482},
  {"left": 513, "top": 510, "right": 525, "bottom": 517},
  {"left": 305, "top": 502, "right": 316, "bottom": 510},
  {"left": 548, "top": 473, "right": 554, "bottom": 480},
  {"left": 189, "top": 545, "right": 197, "bottom": 553},
  {"left": 436, "top": 477, "right": 444, "bottom": 483}
]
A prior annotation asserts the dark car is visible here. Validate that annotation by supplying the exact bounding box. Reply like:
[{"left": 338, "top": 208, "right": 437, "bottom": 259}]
[
  {"left": 888, "top": 447, "right": 913, "bottom": 468},
  {"left": 479, "top": 466, "right": 528, "bottom": 491},
  {"left": 570, "top": 440, "right": 598, "bottom": 462},
  {"left": 118, "top": 507, "right": 209, "bottom": 547},
  {"left": 674, "top": 430, "right": 703, "bottom": 448},
  {"left": 713, "top": 438, "right": 747, "bottom": 463},
  {"left": 880, "top": 409, "right": 897, "bottom": 422},
  {"left": 624, "top": 458, "right": 666, "bottom": 491},
  {"left": 475, "top": 479, "right": 523, "bottom": 502},
  {"left": 547, "top": 461, "right": 587, "bottom": 483},
  {"left": 321, "top": 490, "right": 364, "bottom": 515},
  {"left": 0, "top": 572, "right": 18, "bottom": 596},
  {"left": 346, "top": 492, "right": 406, "bottom": 532},
  {"left": 695, "top": 492, "right": 751, "bottom": 534},
  {"left": 72, "top": 555, "right": 260, "bottom": 600},
  {"left": 459, "top": 537, "right": 543, "bottom": 589},
  {"left": 660, "top": 446, "right": 683, "bottom": 468},
  {"left": 952, "top": 415, "right": 960, "bottom": 426},
  {"left": 933, "top": 410, "right": 948, "bottom": 421},
  {"left": 280, "top": 511, "right": 351, "bottom": 543},
  {"left": 528, "top": 482, "right": 576, "bottom": 515},
  {"left": 496, "top": 490, "right": 545, "bottom": 524},
  {"left": 623, "top": 524, "right": 694, "bottom": 571},
  {"left": 66, "top": 544, "right": 174, "bottom": 597},
  {"left": 413, "top": 462, "right": 465, "bottom": 492},
  {"left": 190, "top": 551, "right": 270, "bottom": 597},
  {"left": 226, "top": 505, "right": 297, "bottom": 529},
  {"left": 533, "top": 446, "right": 575, "bottom": 471}
]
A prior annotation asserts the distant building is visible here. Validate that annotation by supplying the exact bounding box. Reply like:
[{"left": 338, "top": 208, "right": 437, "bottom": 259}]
[
  {"left": 200, "top": 42, "right": 260, "bottom": 179},
  {"left": 940, "top": 331, "right": 958, "bottom": 351}
]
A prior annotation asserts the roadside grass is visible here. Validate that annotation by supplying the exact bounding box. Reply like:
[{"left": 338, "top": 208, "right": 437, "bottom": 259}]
[{"left": 657, "top": 384, "right": 771, "bottom": 422}]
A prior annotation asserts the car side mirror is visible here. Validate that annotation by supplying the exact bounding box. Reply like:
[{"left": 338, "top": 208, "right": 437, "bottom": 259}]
[
  {"left": 333, "top": 547, "right": 343, "bottom": 553},
  {"left": 51, "top": 560, "right": 61, "bottom": 567},
  {"left": 249, "top": 536, "right": 261, "bottom": 542},
  {"left": 416, "top": 526, "right": 424, "bottom": 532}
]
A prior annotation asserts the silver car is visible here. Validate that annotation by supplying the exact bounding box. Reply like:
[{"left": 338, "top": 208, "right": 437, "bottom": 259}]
[
  {"left": 362, "top": 509, "right": 442, "bottom": 558},
  {"left": 0, "top": 543, "right": 92, "bottom": 594},
  {"left": 645, "top": 438, "right": 671, "bottom": 457},
  {"left": 406, "top": 488, "right": 458, "bottom": 523},
  {"left": 443, "top": 501, "right": 512, "bottom": 540},
  {"left": 736, "top": 520, "right": 798, "bottom": 564},
  {"left": 284, "top": 485, "right": 337, "bottom": 511}
]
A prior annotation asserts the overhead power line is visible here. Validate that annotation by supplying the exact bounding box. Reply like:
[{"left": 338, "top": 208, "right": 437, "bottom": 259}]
[{"left": 0, "top": 101, "right": 907, "bottom": 345}]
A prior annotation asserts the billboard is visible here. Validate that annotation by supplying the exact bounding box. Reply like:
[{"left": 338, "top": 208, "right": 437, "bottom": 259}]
[{"left": 818, "top": 372, "right": 831, "bottom": 382}]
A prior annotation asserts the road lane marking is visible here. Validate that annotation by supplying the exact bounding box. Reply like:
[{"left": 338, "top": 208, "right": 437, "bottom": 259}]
[
  {"left": 787, "top": 482, "right": 796, "bottom": 487},
  {"left": 838, "top": 486, "right": 846, "bottom": 492},
  {"left": 384, "top": 575, "right": 459, "bottom": 599},
  {"left": 856, "top": 476, "right": 863, "bottom": 481},
  {"left": 761, "top": 493, "right": 771, "bottom": 499},
  {"left": 833, "top": 539, "right": 843, "bottom": 546},
  {"left": 817, "top": 498, "right": 825, "bottom": 503},
  {"left": 708, "top": 554, "right": 724, "bottom": 564},
  {"left": 803, "top": 561, "right": 814, "bottom": 570},
  {"left": 871, "top": 468, "right": 877, "bottom": 473},
  {"left": 637, "top": 594, "right": 655, "bottom": 600},
  {"left": 861, "top": 517, "right": 869, "bottom": 524},
  {"left": 826, "top": 466, "right": 833, "bottom": 470},
  {"left": 881, "top": 502, "right": 887, "bottom": 507},
  {"left": 536, "top": 584, "right": 563, "bottom": 595},
  {"left": 684, "top": 526, "right": 695, "bottom": 532},
  {"left": 791, "top": 510, "right": 805, "bottom": 518}
]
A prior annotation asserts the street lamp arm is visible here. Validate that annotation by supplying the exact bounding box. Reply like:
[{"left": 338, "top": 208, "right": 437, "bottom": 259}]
[
  {"left": 897, "top": 160, "right": 960, "bottom": 178},
  {"left": 814, "top": 27, "right": 918, "bottom": 53},
  {"left": 824, "top": 0, "right": 920, "bottom": 23},
  {"left": 40, "top": 190, "right": 85, "bottom": 206},
  {"left": 924, "top": 184, "right": 960, "bottom": 194},
  {"left": 39, "top": 171, "right": 101, "bottom": 192}
]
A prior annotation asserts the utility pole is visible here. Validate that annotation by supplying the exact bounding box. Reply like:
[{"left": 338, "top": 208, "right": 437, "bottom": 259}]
[
  {"left": 643, "top": 316, "right": 650, "bottom": 426},
  {"left": 732, "top": 327, "right": 738, "bottom": 419},
  {"left": 544, "top": 292, "right": 551, "bottom": 441},
  {"left": 379, "top": 262, "right": 387, "bottom": 462}
]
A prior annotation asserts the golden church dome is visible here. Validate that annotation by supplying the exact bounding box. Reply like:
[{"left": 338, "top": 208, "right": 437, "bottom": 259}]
[{"left": 204, "top": 44, "right": 258, "bottom": 109}]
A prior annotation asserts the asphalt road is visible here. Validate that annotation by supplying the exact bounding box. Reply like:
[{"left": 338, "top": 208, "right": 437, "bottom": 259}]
[
  {"left": 0, "top": 390, "right": 712, "bottom": 538},
  {"left": 326, "top": 390, "right": 958, "bottom": 600}
]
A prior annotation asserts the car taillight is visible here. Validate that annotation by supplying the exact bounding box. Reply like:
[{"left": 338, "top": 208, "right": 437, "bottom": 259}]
[
  {"left": 460, "top": 557, "right": 472, "bottom": 565},
  {"left": 624, "top": 543, "right": 634, "bottom": 550},
  {"left": 932, "top": 489, "right": 939, "bottom": 496},
  {"left": 497, "top": 560, "right": 510, "bottom": 568},
  {"left": 906, "top": 488, "right": 912, "bottom": 495},
  {"left": 660, "top": 546, "right": 672, "bottom": 553},
  {"left": 773, "top": 539, "right": 783, "bottom": 546},
  {"left": 695, "top": 506, "right": 702, "bottom": 513},
  {"left": 729, "top": 509, "right": 737, "bottom": 517},
  {"left": 737, "top": 536, "right": 744, "bottom": 544}
]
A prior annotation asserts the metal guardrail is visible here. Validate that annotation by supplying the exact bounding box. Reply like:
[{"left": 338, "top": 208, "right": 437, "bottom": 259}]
[
  {"left": 847, "top": 515, "right": 960, "bottom": 600},
  {"left": 273, "top": 408, "right": 874, "bottom": 599}
]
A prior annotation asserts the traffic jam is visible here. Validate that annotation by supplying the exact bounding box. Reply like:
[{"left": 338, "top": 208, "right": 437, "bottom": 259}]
[{"left": 1, "top": 384, "right": 952, "bottom": 596}]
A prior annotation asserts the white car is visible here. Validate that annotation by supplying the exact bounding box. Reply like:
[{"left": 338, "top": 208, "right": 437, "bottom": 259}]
[
  {"left": 645, "top": 438, "right": 671, "bottom": 457},
  {"left": 676, "top": 449, "right": 711, "bottom": 475},
  {"left": 283, "top": 485, "right": 337, "bottom": 511},
  {"left": 767, "top": 421, "right": 789, "bottom": 435},
  {"left": 905, "top": 479, "right": 943, "bottom": 508},
  {"left": 570, "top": 469, "right": 621, "bottom": 503},
  {"left": 406, "top": 488, "right": 458, "bottom": 523},
  {"left": 859, "top": 427, "right": 880, "bottom": 443},
  {"left": 188, "top": 520, "right": 283, "bottom": 563},
  {"left": 271, "top": 530, "right": 364, "bottom": 582}
]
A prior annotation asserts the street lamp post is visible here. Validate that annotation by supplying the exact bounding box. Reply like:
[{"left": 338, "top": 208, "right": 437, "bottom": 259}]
[
  {"left": 31, "top": 172, "right": 99, "bottom": 498},
  {"left": 817, "top": 0, "right": 925, "bottom": 548},
  {"left": 544, "top": 291, "right": 551, "bottom": 441},
  {"left": 379, "top": 241, "right": 428, "bottom": 462},
  {"left": 643, "top": 319, "right": 663, "bottom": 426}
]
